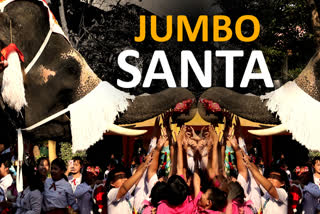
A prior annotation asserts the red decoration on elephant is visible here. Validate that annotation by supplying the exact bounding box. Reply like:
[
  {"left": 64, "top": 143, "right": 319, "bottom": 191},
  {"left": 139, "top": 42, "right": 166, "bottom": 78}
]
[
  {"left": 1, "top": 43, "right": 24, "bottom": 62},
  {"left": 173, "top": 99, "right": 194, "bottom": 113},
  {"left": 199, "top": 99, "right": 221, "bottom": 112}
]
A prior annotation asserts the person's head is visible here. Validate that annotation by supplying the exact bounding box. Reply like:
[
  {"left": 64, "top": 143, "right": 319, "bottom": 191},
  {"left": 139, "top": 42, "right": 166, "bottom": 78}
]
[
  {"left": 107, "top": 158, "right": 117, "bottom": 171},
  {"left": 297, "top": 165, "right": 313, "bottom": 185},
  {"left": 71, "top": 156, "right": 83, "bottom": 174},
  {"left": 83, "top": 165, "right": 100, "bottom": 185},
  {"left": 312, "top": 156, "right": 320, "bottom": 174},
  {"left": 167, "top": 175, "right": 190, "bottom": 206},
  {"left": 227, "top": 182, "right": 245, "bottom": 204},
  {"left": 198, "top": 186, "right": 227, "bottom": 211},
  {"left": 106, "top": 165, "right": 128, "bottom": 192},
  {"left": 213, "top": 175, "right": 229, "bottom": 193},
  {"left": 22, "top": 164, "right": 43, "bottom": 192},
  {"left": 267, "top": 168, "right": 289, "bottom": 191},
  {"left": 150, "top": 182, "right": 170, "bottom": 207},
  {"left": 0, "top": 157, "right": 11, "bottom": 178},
  {"left": 36, "top": 157, "right": 50, "bottom": 177},
  {"left": 51, "top": 158, "right": 67, "bottom": 181},
  {"left": 0, "top": 144, "right": 5, "bottom": 153}
]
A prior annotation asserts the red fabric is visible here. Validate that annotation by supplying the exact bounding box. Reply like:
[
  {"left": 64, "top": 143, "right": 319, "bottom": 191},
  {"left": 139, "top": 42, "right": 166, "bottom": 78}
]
[
  {"left": 288, "top": 184, "right": 303, "bottom": 214},
  {"left": 72, "top": 179, "right": 76, "bottom": 186},
  {"left": 1, "top": 43, "right": 24, "bottom": 62},
  {"left": 93, "top": 185, "right": 106, "bottom": 210},
  {"left": 49, "top": 182, "right": 56, "bottom": 191}
]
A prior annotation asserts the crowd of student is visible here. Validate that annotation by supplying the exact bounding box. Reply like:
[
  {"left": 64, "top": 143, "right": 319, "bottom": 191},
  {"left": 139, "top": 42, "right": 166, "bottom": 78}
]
[{"left": 0, "top": 120, "right": 319, "bottom": 214}]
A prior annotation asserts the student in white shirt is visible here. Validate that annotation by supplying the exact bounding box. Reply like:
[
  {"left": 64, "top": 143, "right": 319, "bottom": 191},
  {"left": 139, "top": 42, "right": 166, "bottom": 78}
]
[
  {"left": 134, "top": 130, "right": 167, "bottom": 213},
  {"left": 42, "top": 158, "right": 79, "bottom": 214},
  {"left": 66, "top": 156, "right": 83, "bottom": 192},
  {"left": 106, "top": 154, "right": 152, "bottom": 214},
  {"left": 74, "top": 165, "right": 101, "bottom": 214},
  {"left": 243, "top": 153, "right": 289, "bottom": 214},
  {"left": 36, "top": 157, "right": 50, "bottom": 183},
  {"left": 0, "top": 157, "right": 13, "bottom": 202},
  {"left": 227, "top": 131, "right": 262, "bottom": 212},
  {"left": 312, "top": 156, "right": 320, "bottom": 189},
  {"left": 0, "top": 164, "right": 43, "bottom": 214}
]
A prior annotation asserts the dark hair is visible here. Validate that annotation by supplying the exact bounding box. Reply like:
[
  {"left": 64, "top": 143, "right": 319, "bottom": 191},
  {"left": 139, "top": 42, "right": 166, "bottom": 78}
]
[
  {"left": 72, "top": 156, "right": 83, "bottom": 166},
  {"left": 298, "top": 166, "right": 314, "bottom": 186},
  {"left": 207, "top": 187, "right": 228, "bottom": 211},
  {"left": 22, "top": 164, "right": 44, "bottom": 192},
  {"left": 82, "top": 165, "right": 101, "bottom": 184},
  {"left": 105, "top": 165, "right": 127, "bottom": 192},
  {"left": 167, "top": 175, "right": 190, "bottom": 206},
  {"left": 36, "top": 157, "right": 50, "bottom": 168},
  {"left": 312, "top": 156, "right": 320, "bottom": 166},
  {"left": 0, "top": 155, "right": 11, "bottom": 169},
  {"left": 150, "top": 182, "right": 170, "bottom": 207},
  {"left": 227, "top": 182, "right": 245, "bottom": 203},
  {"left": 270, "top": 167, "right": 290, "bottom": 192},
  {"left": 51, "top": 158, "right": 67, "bottom": 181}
]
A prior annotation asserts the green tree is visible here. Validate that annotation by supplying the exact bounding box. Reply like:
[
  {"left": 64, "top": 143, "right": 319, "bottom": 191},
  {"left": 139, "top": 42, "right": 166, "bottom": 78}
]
[{"left": 59, "top": 142, "right": 87, "bottom": 164}]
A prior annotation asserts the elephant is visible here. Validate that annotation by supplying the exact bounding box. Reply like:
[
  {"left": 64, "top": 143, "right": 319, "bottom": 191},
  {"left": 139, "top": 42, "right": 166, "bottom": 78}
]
[
  {"left": 0, "top": 0, "right": 196, "bottom": 152},
  {"left": 198, "top": 49, "right": 320, "bottom": 150}
]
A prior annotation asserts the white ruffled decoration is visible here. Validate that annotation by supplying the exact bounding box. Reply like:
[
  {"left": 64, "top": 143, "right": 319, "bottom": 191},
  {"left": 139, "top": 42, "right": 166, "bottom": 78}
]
[
  {"left": 1, "top": 52, "right": 27, "bottom": 112},
  {"left": 69, "top": 81, "right": 134, "bottom": 152},
  {"left": 261, "top": 81, "right": 320, "bottom": 150}
]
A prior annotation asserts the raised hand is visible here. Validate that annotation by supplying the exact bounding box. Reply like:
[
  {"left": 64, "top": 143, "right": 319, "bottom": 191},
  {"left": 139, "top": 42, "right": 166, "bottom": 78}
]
[
  {"left": 157, "top": 133, "right": 168, "bottom": 151},
  {"left": 242, "top": 150, "right": 251, "bottom": 167},
  {"left": 143, "top": 153, "right": 153, "bottom": 168},
  {"left": 203, "top": 125, "right": 219, "bottom": 147},
  {"left": 227, "top": 131, "right": 240, "bottom": 151}
]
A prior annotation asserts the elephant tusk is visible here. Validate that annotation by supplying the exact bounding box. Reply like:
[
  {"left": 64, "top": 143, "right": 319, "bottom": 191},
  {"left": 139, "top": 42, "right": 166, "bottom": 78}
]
[
  {"left": 108, "top": 124, "right": 147, "bottom": 136},
  {"left": 248, "top": 124, "right": 287, "bottom": 136}
]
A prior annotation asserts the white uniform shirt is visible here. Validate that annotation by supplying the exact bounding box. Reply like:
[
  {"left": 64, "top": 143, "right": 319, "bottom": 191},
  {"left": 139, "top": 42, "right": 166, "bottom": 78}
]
[
  {"left": 107, "top": 187, "right": 135, "bottom": 214},
  {"left": 261, "top": 187, "right": 288, "bottom": 214},
  {"left": 68, "top": 175, "right": 82, "bottom": 192},
  {"left": 42, "top": 178, "right": 78, "bottom": 212},
  {"left": 74, "top": 182, "right": 93, "bottom": 214},
  {"left": 14, "top": 186, "right": 42, "bottom": 214},
  {"left": 0, "top": 174, "right": 13, "bottom": 201},
  {"left": 237, "top": 171, "right": 262, "bottom": 212}
]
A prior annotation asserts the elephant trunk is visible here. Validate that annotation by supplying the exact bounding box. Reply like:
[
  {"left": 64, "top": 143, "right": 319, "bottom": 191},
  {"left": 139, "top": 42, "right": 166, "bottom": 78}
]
[
  {"left": 116, "top": 88, "right": 196, "bottom": 124},
  {"left": 199, "top": 87, "right": 280, "bottom": 124}
]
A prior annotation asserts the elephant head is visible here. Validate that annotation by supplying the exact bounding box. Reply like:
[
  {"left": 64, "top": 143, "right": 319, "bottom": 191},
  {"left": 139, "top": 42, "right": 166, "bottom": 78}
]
[
  {"left": 0, "top": 0, "right": 196, "bottom": 151},
  {"left": 199, "top": 49, "right": 320, "bottom": 150}
]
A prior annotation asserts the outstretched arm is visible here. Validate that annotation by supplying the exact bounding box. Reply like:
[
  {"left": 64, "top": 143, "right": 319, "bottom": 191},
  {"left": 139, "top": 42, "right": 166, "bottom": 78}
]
[
  {"left": 147, "top": 134, "right": 167, "bottom": 181},
  {"left": 243, "top": 152, "right": 279, "bottom": 200},
  {"left": 227, "top": 128, "right": 248, "bottom": 181},
  {"left": 176, "top": 125, "right": 187, "bottom": 176},
  {"left": 117, "top": 154, "right": 152, "bottom": 200},
  {"left": 206, "top": 125, "right": 219, "bottom": 179},
  {"left": 193, "top": 167, "right": 201, "bottom": 197}
]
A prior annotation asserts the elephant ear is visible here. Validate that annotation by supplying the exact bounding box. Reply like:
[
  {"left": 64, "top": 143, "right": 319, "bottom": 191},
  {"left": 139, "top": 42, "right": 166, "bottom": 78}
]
[{"left": 255, "top": 50, "right": 320, "bottom": 150}]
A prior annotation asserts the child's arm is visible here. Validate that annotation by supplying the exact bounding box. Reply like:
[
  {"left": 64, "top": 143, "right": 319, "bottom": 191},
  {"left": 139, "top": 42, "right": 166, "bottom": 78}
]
[
  {"left": 147, "top": 134, "right": 166, "bottom": 181},
  {"left": 117, "top": 154, "right": 152, "bottom": 200},
  {"left": 206, "top": 125, "right": 219, "bottom": 179},
  {"left": 193, "top": 157, "right": 201, "bottom": 197},
  {"left": 243, "top": 152, "right": 279, "bottom": 200},
  {"left": 227, "top": 132, "right": 248, "bottom": 181},
  {"left": 176, "top": 125, "right": 187, "bottom": 176}
]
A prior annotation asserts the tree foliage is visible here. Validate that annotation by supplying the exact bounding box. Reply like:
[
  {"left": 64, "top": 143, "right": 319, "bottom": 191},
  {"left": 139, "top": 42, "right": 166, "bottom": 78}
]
[
  {"left": 217, "top": 0, "right": 316, "bottom": 80},
  {"left": 59, "top": 142, "right": 87, "bottom": 164}
]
